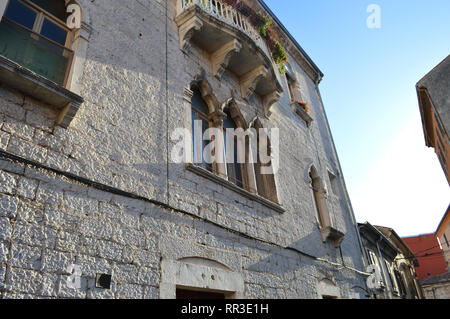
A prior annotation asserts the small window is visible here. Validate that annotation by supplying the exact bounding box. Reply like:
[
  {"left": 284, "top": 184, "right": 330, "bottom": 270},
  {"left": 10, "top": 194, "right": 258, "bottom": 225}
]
[
  {"left": 1, "top": 0, "right": 74, "bottom": 86},
  {"left": 285, "top": 63, "right": 300, "bottom": 102},
  {"left": 191, "top": 87, "right": 213, "bottom": 173},
  {"left": 223, "top": 111, "right": 244, "bottom": 188},
  {"left": 4, "top": 0, "right": 37, "bottom": 29},
  {"left": 328, "top": 171, "right": 339, "bottom": 196},
  {"left": 41, "top": 17, "right": 68, "bottom": 45}
]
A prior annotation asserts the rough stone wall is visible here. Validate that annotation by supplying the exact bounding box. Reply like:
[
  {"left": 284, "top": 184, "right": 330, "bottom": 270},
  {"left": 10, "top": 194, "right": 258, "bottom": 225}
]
[
  {"left": 0, "top": 0, "right": 368, "bottom": 298},
  {"left": 423, "top": 283, "right": 450, "bottom": 299},
  {"left": 0, "top": 158, "right": 364, "bottom": 299}
]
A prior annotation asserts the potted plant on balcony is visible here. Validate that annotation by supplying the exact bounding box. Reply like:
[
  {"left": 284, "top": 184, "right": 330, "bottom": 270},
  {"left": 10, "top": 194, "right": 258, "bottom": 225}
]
[
  {"left": 221, "top": 0, "right": 288, "bottom": 73},
  {"left": 292, "top": 99, "right": 310, "bottom": 114}
]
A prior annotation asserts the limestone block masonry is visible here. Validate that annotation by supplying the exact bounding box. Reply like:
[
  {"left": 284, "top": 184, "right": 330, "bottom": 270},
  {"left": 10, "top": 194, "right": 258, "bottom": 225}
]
[{"left": 0, "top": 0, "right": 368, "bottom": 299}]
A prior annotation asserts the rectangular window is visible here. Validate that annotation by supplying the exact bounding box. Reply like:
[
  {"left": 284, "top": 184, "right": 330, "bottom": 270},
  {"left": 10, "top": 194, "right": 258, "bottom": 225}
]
[
  {"left": 40, "top": 17, "right": 67, "bottom": 45},
  {"left": 191, "top": 110, "right": 213, "bottom": 173},
  {"left": 4, "top": 0, "right": 37, "bottom": 29},
  {"left": 0, "top": 0, "right": 73, "bottom": 86},
  {"left": 384, "top": 259, "right": 399, "bottom": 294}
]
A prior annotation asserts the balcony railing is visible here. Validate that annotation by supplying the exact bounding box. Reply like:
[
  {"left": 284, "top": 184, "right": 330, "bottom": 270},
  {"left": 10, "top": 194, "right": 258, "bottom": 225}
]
[
  {"left": 177, "top": 0, "right": 271, "bottom": 61},
  {"left": 0, "top": 18, "right": 73, "bottom": 86}
]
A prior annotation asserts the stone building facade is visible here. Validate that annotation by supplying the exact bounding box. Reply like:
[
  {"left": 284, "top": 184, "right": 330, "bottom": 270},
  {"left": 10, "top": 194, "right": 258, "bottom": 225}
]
[
  {"left": 0, "top": 0, "right": 368, "bottom": 299},
  {"left": 435, "top": 205, "right": 450, "bottom": 271},
  {"left": 416, "top": 55, "right": 450, "bottom": 185},
  {"left": 359, "top": 223, "right": 422, "bottom": 299}
]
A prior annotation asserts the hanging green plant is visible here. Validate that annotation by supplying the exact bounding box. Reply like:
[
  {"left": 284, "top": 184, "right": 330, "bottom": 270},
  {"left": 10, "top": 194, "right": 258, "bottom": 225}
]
[
  {"left": 223, "top": 0, "right": 288, "bottom": 74},
  {"left": 273, "top": 41, "right": 287, "bottom": 73},
  {"left": 257, "top": 15, "right": 272, "bottom": 39}
]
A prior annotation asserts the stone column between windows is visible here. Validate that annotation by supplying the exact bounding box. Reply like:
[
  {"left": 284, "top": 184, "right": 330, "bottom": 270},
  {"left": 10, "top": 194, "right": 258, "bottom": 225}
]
[
  {"left": 245, "top": 129, "right": 258, "bottom": 194},
  {"left": 208, "top": 110, "right": 227, "bottom": 179}
]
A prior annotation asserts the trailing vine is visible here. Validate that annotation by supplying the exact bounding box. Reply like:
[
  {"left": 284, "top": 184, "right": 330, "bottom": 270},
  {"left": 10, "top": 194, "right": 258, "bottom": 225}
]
[{"left": 221, "top": 0, "right": 288, "bottom": 73}]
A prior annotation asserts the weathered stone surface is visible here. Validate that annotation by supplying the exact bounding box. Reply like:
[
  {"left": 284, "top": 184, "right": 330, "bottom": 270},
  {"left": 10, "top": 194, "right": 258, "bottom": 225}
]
[
  {"left": 0, "top": 194, "right": 18, "bottom": 218},
  {"left": 0, "top": 0, "right": 368, "bottom": 299}
]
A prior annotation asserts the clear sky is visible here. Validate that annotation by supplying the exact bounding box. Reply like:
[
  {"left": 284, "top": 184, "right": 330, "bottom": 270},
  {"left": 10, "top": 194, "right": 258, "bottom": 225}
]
[{"left": 264, "top": 0, "right": 450, "bottom": 237}]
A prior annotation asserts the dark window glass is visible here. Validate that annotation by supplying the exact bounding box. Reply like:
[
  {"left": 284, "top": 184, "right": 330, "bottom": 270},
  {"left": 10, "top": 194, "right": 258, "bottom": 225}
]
[
  {"left": 4, "top": 0, "right": 37, "bottom": 30},
  {"left": 191, "top": 88, "right": 213, "bottom": 172},
  {"left": 191, "top": 88, "right": 209, "bottom": 115},
  {"left": 40, "top": 18, "right": 67, "bottom": 45},
  {"left": 223, "top": 113, "right": 243, "bottom": 188},
  {"left": 29, "top": 0, "right": 68, "bottom": 21}
]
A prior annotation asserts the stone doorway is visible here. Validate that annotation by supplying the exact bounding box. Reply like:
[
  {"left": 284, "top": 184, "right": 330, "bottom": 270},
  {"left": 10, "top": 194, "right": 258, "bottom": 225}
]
[{"left": 176, "top": 288, "right": 226, "bottom": 299}]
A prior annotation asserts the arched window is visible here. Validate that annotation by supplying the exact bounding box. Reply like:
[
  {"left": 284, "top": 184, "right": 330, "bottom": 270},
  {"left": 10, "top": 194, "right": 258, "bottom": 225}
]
[
  {"left": 0, "top": 0, "right": 75, "bottom": 86},
  {"left": 191, "top": 86, "right": 213, "bottom": 173},
  {"left": 223, "top": 109, "right": 244, "bottom": 188},
  {"left": 310, "top": 166, "right": 331, "bottom": 229},
  {"left": 285, "top": 63, "right": 301, "bottom": 102},
  {"left": 252, "top": 120, "right": 279, "bottom": 204}
]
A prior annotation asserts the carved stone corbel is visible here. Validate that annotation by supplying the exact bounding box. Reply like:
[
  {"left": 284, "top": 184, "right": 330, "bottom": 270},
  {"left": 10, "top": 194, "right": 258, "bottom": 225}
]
[
  {"left": 177, "top": 15, "right": 203, "bottom": 52},
  {"left": 240, "top": 65, "right": 269, "bottom": 100},
  {"left": 262, "top": 90, "right": 281, "bottom": 118},
  {"left": 211, "top": 39, "right": 242, "bottom": 79}
]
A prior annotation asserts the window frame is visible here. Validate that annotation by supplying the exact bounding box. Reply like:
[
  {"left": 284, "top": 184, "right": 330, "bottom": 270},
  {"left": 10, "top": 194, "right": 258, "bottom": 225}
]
[
  {"left": 2, "top": 0, "right": 75, "bottom": 87},
  {"left": 191, "top": 104, "right": 216, "bottom": 174},
  {"left": 5, "top": 0, "right": 72, "bottom": 48}
]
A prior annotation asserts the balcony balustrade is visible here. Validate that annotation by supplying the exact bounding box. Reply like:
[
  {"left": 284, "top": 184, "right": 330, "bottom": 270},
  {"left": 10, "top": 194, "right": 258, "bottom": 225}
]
[{"left": 176, "top": 0, "right": 283, "bottom": 115}]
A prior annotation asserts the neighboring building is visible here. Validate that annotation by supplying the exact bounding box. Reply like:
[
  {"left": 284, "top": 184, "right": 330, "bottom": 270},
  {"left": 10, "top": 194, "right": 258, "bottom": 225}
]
[
  {"left": 0, "top": 0, "right": 369, "bottom": 299},
  {"left": 374, "top": 226, "right": 423, "bottom": 299},
  {"left": 416, "top": 55, "right": 450, "bottom": 185},
  {"left": 358, "top": 222, "right": 422, "bottom": 299},
  {"left": 421, "top": 272, "right": 450, "bottom": 299},
  {"left": 435, "top": 205, "right": 450, "bottom": 271},
  {"left": 403, "top": 234, "right": 448, "bottom": 281}
]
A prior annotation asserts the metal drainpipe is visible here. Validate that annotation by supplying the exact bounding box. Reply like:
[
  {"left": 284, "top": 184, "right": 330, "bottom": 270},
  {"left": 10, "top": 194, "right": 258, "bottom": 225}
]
[{"left": 376, "top": 236, "right": 392, "bottom": 299}]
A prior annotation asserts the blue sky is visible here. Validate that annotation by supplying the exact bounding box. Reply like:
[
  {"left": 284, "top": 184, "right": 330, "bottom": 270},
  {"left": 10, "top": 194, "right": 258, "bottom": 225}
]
[{"left": 264, "top": 0, "right": 450, "bottom": 236}]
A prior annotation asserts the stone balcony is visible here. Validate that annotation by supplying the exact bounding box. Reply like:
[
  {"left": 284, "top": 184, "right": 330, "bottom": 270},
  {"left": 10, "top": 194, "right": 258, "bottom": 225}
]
[{"left": 175, "top": 0, "right": 283, "bottom": 114}]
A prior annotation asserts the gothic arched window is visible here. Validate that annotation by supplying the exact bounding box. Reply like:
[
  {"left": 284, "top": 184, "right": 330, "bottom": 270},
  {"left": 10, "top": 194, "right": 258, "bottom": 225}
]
[
  {"left": 310, "top": 166, "right": 331, "bottom": 229},
  {"left": 223, "top": 110, "right": 244, "bottom": 188},
  {"left": 252, "top": 121, "right": 279, "bottom": 204},
  {"left": 191, "top": 86, "right": 213, "bottom": 173}
]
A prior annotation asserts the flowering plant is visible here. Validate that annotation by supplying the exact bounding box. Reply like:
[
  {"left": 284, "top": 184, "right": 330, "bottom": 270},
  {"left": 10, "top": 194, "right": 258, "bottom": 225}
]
[
  {"left": 292, "top": 99, "right": 310, "bottom": 114},
  {"left": 221, "top": 0, "right": 287, "bottom": 73}
]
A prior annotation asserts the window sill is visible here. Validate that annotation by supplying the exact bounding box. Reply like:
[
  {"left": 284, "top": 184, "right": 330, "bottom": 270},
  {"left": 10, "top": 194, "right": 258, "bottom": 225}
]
[
  {"left": 291, "top": 102, "right": 313, "bottom": 127},
  {"left": 0, "top": 55, "right": 83, "bottom": 128},
  {"left": 186, "top": 163, "right": 285, "bottom": 214},
  {"left": 320, "top": 225, "right": 345, "bottom": 247}
]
